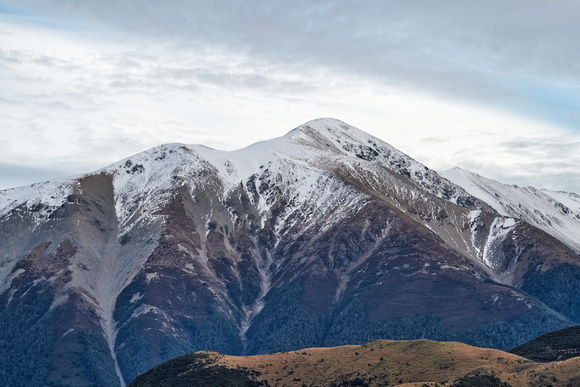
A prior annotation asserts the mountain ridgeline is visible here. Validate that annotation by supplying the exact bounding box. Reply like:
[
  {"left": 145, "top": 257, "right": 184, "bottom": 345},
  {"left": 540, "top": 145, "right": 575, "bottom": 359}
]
[{"left": 1, "top": 118, "right": 579, "bottom": 386}]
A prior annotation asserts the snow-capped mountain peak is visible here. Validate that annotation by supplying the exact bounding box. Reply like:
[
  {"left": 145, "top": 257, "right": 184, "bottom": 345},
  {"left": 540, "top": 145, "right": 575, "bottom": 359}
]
[{"left": 1, "top": 119, "right": 580, "bottom": 386}]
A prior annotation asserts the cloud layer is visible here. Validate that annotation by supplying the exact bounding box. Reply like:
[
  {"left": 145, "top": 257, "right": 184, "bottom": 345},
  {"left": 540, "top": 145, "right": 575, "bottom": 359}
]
[{"left": 1, "top": 1, "right": 579, "bottom": 192}]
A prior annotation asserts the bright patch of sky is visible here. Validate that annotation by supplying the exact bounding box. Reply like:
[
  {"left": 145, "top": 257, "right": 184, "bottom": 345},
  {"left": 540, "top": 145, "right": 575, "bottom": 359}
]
[
  {"left": 1, "top": 1, "right": 579, "bottom": 193},
  {"left": 508, "top": 81, "right": 580, "bottom": 130}
]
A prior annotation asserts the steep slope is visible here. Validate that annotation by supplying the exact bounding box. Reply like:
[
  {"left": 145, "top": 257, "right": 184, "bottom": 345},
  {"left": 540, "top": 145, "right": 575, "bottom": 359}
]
[
  {"left": 0, "top": 118, "right": 579, "bottom": 385},
  {"left": 128, "top": 339, "right": 580, "bottom": 387}
]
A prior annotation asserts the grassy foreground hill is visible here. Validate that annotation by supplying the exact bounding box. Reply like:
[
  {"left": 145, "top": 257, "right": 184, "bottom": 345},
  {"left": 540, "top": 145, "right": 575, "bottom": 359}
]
[{"left": 128, "top": 339, "right": 580, "bottom": 386}]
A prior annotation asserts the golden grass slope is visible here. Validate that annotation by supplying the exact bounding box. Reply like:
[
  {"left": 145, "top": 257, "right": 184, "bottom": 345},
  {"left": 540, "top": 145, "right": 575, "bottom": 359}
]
[{"left": 204, "top": 339, "right": 580, "bottom": 386}]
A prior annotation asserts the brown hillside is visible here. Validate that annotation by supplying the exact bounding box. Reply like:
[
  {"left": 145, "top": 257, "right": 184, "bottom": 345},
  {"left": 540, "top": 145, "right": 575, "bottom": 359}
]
[{"left": 133, "top": 339, "right": 580, "bottom": 386}]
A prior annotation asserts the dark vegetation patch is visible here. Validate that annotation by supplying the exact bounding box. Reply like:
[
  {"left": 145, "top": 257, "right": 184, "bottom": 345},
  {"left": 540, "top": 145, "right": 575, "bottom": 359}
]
[
  {"left": 520, "top": 263, "right": 580, "bottom": 323},
  {"left": 0, "top": 284, "right": 56, "bottom": 386},
  {"left": 115, "top": 303, "right": 243, "bottom": 383},
  {"left": 510, "top": 325, "right": 580, "bottom": 362},
  {"left": 127, "top": 353, "right": 267, "bottom": 387},
  {"left": 450, "top": 368, "right": 511, "bottom": 387}
]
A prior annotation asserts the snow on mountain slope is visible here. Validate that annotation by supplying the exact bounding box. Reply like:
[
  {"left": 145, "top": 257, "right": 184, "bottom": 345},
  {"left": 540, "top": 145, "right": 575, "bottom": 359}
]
[
  {"left": 287, "top": 119, "right": 481, "bottom": 206},
  {"left": 442, "top": 167, "right": 580, "bottom": 253},
  {"left": 0, "top": 179, "right": 78, "bottom": 222},
  {"left": 0, "top": 118, "right": 476, "bottom": 235},
  {"left": 188, "top": 118, "right": 484, "bottom": 209},
  {"left": 0, "top": 179, "right": 80, "bottom": 290},
  {"left": 543, "top": 190, "right": 580, "bottom": 214},
  {"left": 95, "top": 123, "right": 373, "bottom": 239},
  {"left": 100, "top": 143, "right": 218, "bottom": 234},
  {"left": 87, "top": 118, "right": 475, "bottom": 241}
]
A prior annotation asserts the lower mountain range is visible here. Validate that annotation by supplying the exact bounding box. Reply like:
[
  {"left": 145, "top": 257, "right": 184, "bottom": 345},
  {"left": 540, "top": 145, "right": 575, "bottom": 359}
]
[{"left": 1, "top": 118, "right": 579, "bottom": 386}]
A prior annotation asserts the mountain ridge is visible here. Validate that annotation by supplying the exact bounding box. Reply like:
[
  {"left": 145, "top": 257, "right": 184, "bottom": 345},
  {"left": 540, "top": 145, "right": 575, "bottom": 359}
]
[{"left": 442, "top": 167, "right": 580, "bottom": 254}]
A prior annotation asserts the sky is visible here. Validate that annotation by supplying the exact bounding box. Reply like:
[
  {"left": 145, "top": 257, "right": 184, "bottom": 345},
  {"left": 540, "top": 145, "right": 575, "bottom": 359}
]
[{"left": 1, "top": 0, "right": 579, "bottom": 193}]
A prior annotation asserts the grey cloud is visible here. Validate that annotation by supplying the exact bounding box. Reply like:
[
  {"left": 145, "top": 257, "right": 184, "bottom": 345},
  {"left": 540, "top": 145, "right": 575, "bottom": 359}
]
[
  {"left": 453, "top": 135, "right": 580, "bottom": 192},
  {"left": 0, "top": 163, "right": 78, "bottom": 190},
  {"left": 500, "top": 138, "right": 580, "bottom": 158},
  {"left": 149, "top": 65, "right": 316, "bottom": 95},
  {"left": 0, "top": 48, "right": 22, "bottom": 64},
  {"left": 12, "top": 0, "right": 579, "bottom": 119},
  {"left": 2, "top": 0, "right": 579, "bottom": 193},
  {"left": 65, "top": 47, "right": 321, "bottom": 98},
  {"left": 414, "top": 127, "right": 580, "bottom": 193},
  {"left": 478, "top": 168, "right": 580, "bottom": 193},
  {"left": 32, "top": 54, "right": 56, "bottom": 67}
]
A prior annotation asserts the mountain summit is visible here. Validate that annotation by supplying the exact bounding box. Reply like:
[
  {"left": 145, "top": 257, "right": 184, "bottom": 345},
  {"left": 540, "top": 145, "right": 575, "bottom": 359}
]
[{"left": 1, "top": 118, "right": 579, "bottom": 386}]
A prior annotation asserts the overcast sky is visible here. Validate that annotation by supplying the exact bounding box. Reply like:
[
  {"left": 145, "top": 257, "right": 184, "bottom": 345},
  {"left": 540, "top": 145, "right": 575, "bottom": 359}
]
[{"left": 1, "top": 1, "right": 579, "bottom": 193}]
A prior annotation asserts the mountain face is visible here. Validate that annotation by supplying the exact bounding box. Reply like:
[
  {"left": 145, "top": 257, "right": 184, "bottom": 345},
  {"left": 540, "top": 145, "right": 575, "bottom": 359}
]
[{"left": 1, "top": 118, "right": 579, "bottom": 386}]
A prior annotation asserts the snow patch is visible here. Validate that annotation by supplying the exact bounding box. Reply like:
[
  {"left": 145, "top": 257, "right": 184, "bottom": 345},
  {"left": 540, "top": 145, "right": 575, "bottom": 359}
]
[
  {"left": 130, "top": 292, "right": 142, "bottom": 303},
  {"left": 482, "top": 217, "right": 518, "bottom": 268},
  {"left": 131, "top": 304, "right": 175, "bottom": 324},
  {"left": 61, "top": 328, "right": 75, "bottom": 338},
  {"left": 145, "top": 272, "right": 159, "bottom": 283}
]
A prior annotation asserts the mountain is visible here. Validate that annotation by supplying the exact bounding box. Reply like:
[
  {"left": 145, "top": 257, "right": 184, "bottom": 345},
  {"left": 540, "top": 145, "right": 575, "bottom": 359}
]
[
  {"left": 127, "top": 339, "right": 580, "bottom": 387},
  {"left": 1, "top": 118, "right": 579, "bottom": 386}
]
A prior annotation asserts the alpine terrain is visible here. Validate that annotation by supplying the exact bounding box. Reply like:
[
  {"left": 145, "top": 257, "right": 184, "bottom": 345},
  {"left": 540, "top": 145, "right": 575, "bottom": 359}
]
[{"left": 1, "top": 118, "right": 579, "bottom": 386}]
